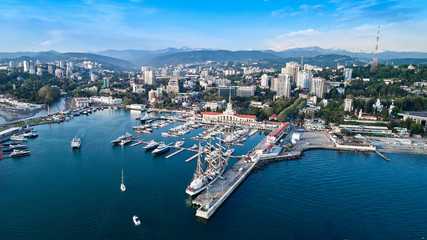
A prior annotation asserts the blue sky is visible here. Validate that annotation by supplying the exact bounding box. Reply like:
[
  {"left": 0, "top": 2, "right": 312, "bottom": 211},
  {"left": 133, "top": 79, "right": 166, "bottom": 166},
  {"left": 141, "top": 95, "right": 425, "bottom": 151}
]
[{"left": 0, "top": 0, "right": 426, "bottom": 52}]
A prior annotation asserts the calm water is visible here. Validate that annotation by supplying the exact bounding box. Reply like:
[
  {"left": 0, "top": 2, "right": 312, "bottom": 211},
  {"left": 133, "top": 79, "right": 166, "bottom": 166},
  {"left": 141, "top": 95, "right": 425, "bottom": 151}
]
[{"left": 0, "top": 109, "right": 426, "bottom": 240}]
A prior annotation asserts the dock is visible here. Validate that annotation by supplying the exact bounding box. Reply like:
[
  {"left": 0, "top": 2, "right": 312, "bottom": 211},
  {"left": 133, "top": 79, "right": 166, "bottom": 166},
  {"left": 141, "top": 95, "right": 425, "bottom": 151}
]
[
  {"left": 192, "top": 157, "right": 258, "bottom": 219},
  {"left": 130, "top": 140, "right": 145, "bottom": 147},
  {"left": 165, "top": 148, "right": 185, "bottom": 158},
  {"left": 185, "top": 154, "right": 199, "bottom": 162},
  {"left": 375, "top": 150, "right": 390, "bottom": 162}
]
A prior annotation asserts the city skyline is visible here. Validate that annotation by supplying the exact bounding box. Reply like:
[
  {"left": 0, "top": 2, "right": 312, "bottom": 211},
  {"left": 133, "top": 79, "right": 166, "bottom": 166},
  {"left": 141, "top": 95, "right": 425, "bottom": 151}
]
[{"left": 0, "top": 0, "right": 426, "bottom": 53}]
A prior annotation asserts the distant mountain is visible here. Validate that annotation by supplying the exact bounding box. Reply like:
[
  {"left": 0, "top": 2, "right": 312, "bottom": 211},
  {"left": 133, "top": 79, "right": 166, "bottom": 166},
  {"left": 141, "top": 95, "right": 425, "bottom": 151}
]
[
  {"left": 96, "top": 47, "right": 195, "bottom": 66},
  {"left": 265, "top": 46, "right": 427, "bottom": 60},
  {"left": 0, "top": 51, "right": 135, "bottom": 70},
  {"left": 148, "top": 50, "right": 283, "bottom": 66}
]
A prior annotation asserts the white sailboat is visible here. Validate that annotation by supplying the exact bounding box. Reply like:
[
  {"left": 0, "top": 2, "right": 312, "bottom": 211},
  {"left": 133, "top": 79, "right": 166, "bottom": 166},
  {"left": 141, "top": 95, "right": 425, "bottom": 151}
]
[{"left": 120, "top": 169, "right": 126, "bottom": 192}]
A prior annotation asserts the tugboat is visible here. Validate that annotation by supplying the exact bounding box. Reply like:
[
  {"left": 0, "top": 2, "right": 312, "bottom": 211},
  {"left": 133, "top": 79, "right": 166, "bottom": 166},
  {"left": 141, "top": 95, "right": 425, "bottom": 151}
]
[
  {"left": 71, "top": 137, "right": 81, "bottom": 149},
  {"left": 152, "top": 143, "right": 170, "bottom": 155}
]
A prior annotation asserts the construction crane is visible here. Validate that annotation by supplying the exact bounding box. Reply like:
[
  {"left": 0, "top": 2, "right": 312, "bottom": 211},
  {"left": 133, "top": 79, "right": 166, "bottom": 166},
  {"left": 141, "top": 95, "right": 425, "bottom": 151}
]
[
  {"left": 370, "top": 25, "right": 380, "bottom": 72},
  {"left": 56, "top": 104, "right": 64, "bottom": 119}
]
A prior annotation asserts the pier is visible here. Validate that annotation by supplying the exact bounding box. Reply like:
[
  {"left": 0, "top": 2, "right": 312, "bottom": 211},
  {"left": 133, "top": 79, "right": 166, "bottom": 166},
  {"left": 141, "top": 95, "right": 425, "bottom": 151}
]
[
  {"left": 165, "top": 148, "right": 185, "bottom": 158},
  {"left": 375, "top": 150, "right": 390, "bottom": 162}
]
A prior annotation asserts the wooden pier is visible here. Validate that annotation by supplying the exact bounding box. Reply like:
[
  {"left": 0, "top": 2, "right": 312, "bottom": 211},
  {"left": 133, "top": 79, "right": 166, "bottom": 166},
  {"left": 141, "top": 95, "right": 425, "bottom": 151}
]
[
  {"left": 165, "top": 148, "right": 185, "bottom": 159},
  {"left": 185, "top": 154, "right": 199, "bottom": 162}
]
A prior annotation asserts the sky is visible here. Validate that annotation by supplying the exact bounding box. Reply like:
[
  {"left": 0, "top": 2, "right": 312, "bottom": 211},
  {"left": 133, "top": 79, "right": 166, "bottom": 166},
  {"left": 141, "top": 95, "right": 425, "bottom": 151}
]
[{"left": 0, "top": 0, "right": 426, "bottom": 53}]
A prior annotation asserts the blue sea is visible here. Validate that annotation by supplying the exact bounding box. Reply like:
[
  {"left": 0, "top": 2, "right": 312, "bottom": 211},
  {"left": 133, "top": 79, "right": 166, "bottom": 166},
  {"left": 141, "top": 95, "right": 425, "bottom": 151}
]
[{"left": 0, "top": 109, "right": 426, "bottom": 239}]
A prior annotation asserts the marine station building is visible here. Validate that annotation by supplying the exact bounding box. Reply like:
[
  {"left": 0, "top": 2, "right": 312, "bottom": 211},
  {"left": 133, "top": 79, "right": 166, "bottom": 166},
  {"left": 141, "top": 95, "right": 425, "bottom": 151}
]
[{"left": 201, "top": 96, "right": 256, "bottom": 124}]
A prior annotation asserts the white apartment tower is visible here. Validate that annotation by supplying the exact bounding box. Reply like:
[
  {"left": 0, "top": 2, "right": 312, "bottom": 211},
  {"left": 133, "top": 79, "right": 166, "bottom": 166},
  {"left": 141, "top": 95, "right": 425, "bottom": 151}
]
[
  {"left": 343, "top": 68, "right": 353, "bottom": 81},
  {"left": 285, "top": 61, "right": 300, "bottom": 86},
  {"left": 261, "top": 74, "right": 269, "bottom": 88},
  {"left": 144, "top": 70, "right": 155, "bottom": 85},
  {"left": 296, "top": 70, "right": 313, "bottom": 90},
  {"left": 344, "top": 98, "right": 353, "bottom": 112},
  {"left": 277, "top": 73, "right": 292, "bottom": 98},
  {"left": 310, "top": 77, "right": 326, "bottom": 98}
]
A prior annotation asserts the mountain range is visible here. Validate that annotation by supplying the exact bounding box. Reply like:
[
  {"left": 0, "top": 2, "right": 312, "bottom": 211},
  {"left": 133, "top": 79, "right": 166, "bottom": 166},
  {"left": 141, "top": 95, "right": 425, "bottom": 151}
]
[{"left": 1, "top": 47, "right": 427, "bottom": 69}]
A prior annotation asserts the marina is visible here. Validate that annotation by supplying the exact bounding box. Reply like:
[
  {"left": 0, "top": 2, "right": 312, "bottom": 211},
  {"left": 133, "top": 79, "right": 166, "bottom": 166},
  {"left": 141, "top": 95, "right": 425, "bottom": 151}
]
[{"left": 0, "top": 108, "right": 426, "bottom": 240}]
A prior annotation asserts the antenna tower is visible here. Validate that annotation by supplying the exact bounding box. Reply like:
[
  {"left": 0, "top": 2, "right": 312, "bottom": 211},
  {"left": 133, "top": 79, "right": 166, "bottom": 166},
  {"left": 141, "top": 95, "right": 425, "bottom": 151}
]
[{"left": 370, "top": 25, "right": 380, "bottom": 72}]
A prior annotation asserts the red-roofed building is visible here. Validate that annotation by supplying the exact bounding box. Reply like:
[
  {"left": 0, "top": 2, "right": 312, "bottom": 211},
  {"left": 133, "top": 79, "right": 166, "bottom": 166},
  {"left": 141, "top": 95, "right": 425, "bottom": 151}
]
[
  {"left": 269, "top": 114, "right": 278, "bottom": 121},
  {"left": 201, "top": 96, "right": 257, "bottom": 124}
]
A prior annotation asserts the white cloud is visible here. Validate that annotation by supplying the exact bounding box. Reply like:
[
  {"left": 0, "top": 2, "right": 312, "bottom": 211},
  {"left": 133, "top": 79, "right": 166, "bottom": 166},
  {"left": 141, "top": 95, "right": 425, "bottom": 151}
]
[
  {"left": 40, "top": 40, "right": 51, "bottom": 46},
  {"left": 265, "top": 20, "right": 427, "bottom": 52},
  {"left": 286, "top": 29, "right": 315, "bottom": 37}
]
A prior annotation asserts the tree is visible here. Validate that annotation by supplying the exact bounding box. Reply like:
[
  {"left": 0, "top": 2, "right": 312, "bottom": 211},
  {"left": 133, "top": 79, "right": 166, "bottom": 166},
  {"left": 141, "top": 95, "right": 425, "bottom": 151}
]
[{"left": 37, "top": 85, "right": 60, "bottom": 104}]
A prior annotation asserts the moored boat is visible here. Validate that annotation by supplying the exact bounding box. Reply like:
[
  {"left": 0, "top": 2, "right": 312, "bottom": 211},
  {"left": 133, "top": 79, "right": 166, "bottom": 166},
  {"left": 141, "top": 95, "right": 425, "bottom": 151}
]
[
  {"left": 143, "top": 140, "right": 161, "bottom": 150},
  {"left": 111, "top": 132, "right": 133, "bottom": 144},
  {"left": 10, "top": 149, "right": 31, "bottom": 157},
  {"left": 152, "top": 143, "right": 170, "bottom": 155}
]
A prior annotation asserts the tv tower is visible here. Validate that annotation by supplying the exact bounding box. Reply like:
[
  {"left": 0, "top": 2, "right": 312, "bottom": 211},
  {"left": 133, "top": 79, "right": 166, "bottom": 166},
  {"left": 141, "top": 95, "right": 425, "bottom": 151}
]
[{"left": 370, "top": 25, "right": 380, "bottom": 72}]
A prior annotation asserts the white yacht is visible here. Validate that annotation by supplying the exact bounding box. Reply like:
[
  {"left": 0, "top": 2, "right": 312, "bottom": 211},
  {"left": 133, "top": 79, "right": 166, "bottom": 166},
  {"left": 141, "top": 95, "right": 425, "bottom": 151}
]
[
  {"left": 71, "top": 137, "right": 81, "bottom": 149},
  {"left": 118, "top": 138, "right": 131, "bottom": 146},
  {"left": 111, "top": 132, "right": 133, "bottom": 144},
  {"left": 152, "top": 143, "right": 170, "bottom": 155},
  {"left": 133, "top": 215, "right": 141, "bottom": 226},
  {"left": 174, "top": 141, "right": 185, "bottom": 148},
  {"left": 143, "top": 140, "right": 160, "bottom": 150},
  {"left": 120, "top": 169, "right": 126, "bottom": 192},
  {"left": 10, "top": 134, "right": 27, "bottom": 141}
]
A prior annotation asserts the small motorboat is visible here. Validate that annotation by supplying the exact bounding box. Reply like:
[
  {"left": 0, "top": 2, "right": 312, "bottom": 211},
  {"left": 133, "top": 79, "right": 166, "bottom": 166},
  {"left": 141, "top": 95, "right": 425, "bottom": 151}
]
[{"left": 133, "top": 215, "right": 141, "bottom": 226}]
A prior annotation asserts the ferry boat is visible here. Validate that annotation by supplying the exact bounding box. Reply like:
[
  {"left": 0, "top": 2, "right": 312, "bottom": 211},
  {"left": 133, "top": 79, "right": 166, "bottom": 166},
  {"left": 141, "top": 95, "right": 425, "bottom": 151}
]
[
  {"left": 152, "top": 143, "right": 170, "bottom": 155},
  {"left": 10, "top": 149, "right": 31, "bottom": 157},
  {"left": 120, "top": 169, "right": 126, "bottom": 192},
  {"left": 143, "top": 140, "right": 160, "bottom": 150},
  {"left": 111, "top": 132, "right": 133, "bottom": 144},
  {"left": 71, "top": 137, "right": 81, "bottom": 149},
  {"left": 186, "top": 137, "right": 230, "bottom": 196},
  {"left": 174, "top": 141, "right": 185, "bottom": 148},
  {"left": 133, "top": 215, "right": 141, "bottom": 226}
]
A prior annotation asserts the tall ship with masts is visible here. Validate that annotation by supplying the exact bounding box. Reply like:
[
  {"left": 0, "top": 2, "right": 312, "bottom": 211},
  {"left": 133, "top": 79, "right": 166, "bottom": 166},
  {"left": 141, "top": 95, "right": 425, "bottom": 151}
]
[{"left": 186, "top": 136, "right": 230, "bottom": 196}]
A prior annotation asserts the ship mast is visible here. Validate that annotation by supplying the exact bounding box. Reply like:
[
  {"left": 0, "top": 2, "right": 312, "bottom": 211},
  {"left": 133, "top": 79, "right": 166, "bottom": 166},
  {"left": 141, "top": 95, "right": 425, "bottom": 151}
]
[{"left": 195, "top": 143, "right": 203, "bottom": 177}]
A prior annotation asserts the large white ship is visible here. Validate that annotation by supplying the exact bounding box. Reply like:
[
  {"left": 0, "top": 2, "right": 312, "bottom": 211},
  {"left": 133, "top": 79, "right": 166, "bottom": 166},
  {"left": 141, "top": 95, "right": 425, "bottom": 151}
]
[{"left": 186, "top": 137, "right": 230, "bottom": 196}]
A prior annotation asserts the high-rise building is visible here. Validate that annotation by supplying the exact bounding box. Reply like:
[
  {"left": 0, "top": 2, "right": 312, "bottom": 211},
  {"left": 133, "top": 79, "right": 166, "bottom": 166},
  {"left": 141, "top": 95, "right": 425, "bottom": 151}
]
[
  {"left": 36, "top": 68, "right": 42, "bottom": 76},
  {"left": 344, "top": 98, "right": 353, "bottom": 112},
  {"left": 296, "top": 70, "right": 313, "bottom": 90},
  {"left": 218, "top": 86, "right": 237, "bottom": 98},
  {"left": 277, "top": 73, "right": 292, "bottom": 98},
  {"left": 29, "top": 61, "right": 36, "bottom": 74},
  {"left": 47, "top": 64, "right": 54, "bottom": 74},
  {"left": 9, "top": 61, "right": 14, "bottom": 68},
  {"left": 270, "top": 77, "right": 278, "bottom": 92},
  {"left": 144, "top": 70, "right": 155, "bottom": 85},
  {"left": 103, "top": 78, "right": 110, "bottom": 88},
  {"left": 59, "top": 61, "right": 64, "bottom": 69},
  {"left": 285, "top": 61, "right": 300, "bottom": 86},
  {"left": 23, "top": 60, "right": 29, "bottom": 72},
  {"left": 310, "top": 77, "right": 326, "bottom": 98},
  {"left": 237, "top": 86, "right": 256, "bottom": 97},
  {"left": 343, "top": 68, "right": 353, "bottom": 81},
  {"left": 55, "top": 68, "right": 64, "bottom": 78},
  {"left": 261, "top": 74, "right": 269, "bottom": 88},
  {"left": 167, "top": 77, "right": 180, "bottom": 94}
]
